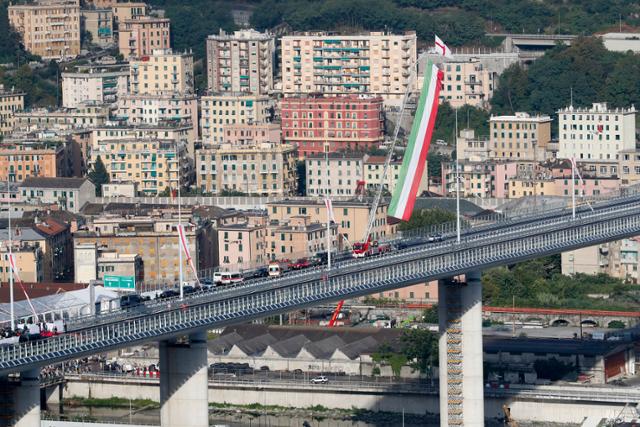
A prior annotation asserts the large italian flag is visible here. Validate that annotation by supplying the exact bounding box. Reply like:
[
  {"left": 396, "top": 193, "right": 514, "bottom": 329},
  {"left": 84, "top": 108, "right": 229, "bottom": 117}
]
[{"left": 388, "top": 61, "right": 444, "bottom": 221}]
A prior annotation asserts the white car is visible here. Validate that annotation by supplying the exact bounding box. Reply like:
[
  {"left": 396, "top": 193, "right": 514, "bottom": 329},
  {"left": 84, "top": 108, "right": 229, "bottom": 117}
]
[{"left": 310, "top": 375, "right": 329, "bottom": 384}]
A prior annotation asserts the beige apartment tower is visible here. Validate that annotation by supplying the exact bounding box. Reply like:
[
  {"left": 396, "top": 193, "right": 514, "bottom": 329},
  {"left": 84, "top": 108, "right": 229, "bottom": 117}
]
[
  {"left": 0, "top": 86, "right": 25, "bottom": 136},
  {"left": 489, "top": 112, "right": 552, "bottom": 161},
  {"left": 8, "top": 0, "right": 81, "bottom": 60},
  {"left": 206, "top": 29, "right": 275, "bottom": 95},
  {"left": 130, "top": 49, "right": 194, "bottom": 95},
  {"left": 281, "top": 31, "right": 416, "bottom": 105}
]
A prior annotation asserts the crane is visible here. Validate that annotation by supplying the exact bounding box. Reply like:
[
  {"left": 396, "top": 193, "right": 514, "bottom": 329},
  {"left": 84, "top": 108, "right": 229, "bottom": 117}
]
[{"left": 329, "top": 67, "right": 418, "bottom": 325}]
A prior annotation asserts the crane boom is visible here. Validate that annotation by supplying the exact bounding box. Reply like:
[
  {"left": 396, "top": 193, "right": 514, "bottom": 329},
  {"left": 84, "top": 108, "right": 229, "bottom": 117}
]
[{"left": 361, "top": 68, "right": 417, "bottom": 244}]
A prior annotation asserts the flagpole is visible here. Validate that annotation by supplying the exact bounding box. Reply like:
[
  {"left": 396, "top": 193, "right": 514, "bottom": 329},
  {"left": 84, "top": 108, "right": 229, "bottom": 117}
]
[
  {"left": 7, "top": 179, "right": 14, "bottom": 331},
  {"left": 571, "top": 157, "right": 576, "bottom": 220},
  {"left": 176, "top": 143, "right": 184, "bottom": 300},
  {"left": 455, "top": 109, "right": 460, "bottom": 243},
  {"left": 325, "top": 143, "right": 331, "bottom": 270}
]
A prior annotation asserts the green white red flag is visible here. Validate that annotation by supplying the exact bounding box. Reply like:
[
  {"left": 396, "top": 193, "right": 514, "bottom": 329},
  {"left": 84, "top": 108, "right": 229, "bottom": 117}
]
[{"left": 389, "top": 60, "right": 444, "bottom": 220}]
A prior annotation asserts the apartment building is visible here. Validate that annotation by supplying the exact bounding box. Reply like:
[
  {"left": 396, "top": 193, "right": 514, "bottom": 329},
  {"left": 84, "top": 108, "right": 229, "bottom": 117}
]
[
  {"left": 118, "top": 17, "right": 170, "bottom": 60},
  {"left": 32, "top": 217, "right": 74, "bottom": 281},
  {"left": 199, "top": 94, "right": 272, "bottom": 144},
  {"left": 62, "top": 65, "right": 129, "bottom": 108},
  {"left": 217, "top": 214, "right": 268, "bottom": 271},
  {"left": 267, "top": 199, "right": 396, "bottom": 244},
  {"left": 12, "top": 104, "right": 110, "bottom": 133},
  {"left": 280, "top": 95, "right": 384, "bottom": 156},
  {"left": 0, "top": 85, "right": 25, "bottom": 136},
  {"left": 89, "top": 139, "right": 191, "bottom": 195},
  {"left": 305, "top": 153, "right": 365, "bottom": 196},
  {"left": 364, "top": 155, "right": 429, "bottom": 196},
  {"left": 81, "top": 8, "right": 113, "bottom": 47},
  {"left": 0, "top": 241, "right": 43, "bottom": 283},
  {"left": 456, "top": 129, "right": 490, "bottom": 162},
  {"left": 281, "top": 31, "right": 416, "bottom": 105},
  {"left": 91, "top": 123, "right": 196, "bottom": 161},
  {"left": 112, "top": 2, "right": 147, "bottom": 26},
  {"left": 196, "top": 142, "right": 297, "bottom": 196},
  {"left": 19, "top": 177, "right": 95, "bottom": 213},
  {"left": 206, "top": 29, "right": 275, "bottom": 95},
  {"left": 489, "top": 112, "right": 552, "bottom": 161},
  {"left": 266, "top": 216, "right": 339, "bottom": 262},
  {"left": 73, "top": 210, "right": 215, "bottom": 285},
  {"left": 562, "top": 238, "right": 640, "bottom": 283},
  {"left": 441, "top": 161, "right": 527, "bottom": 198},
  {"left": 8, "top": 0, "right": 81, "bottom": 60},
  {"left": 437, "top": 59, "right": 495, "bottom": 109},
  {"left": 619, "top": 149, "right": 640, "bottom": 186},
  {"left": 222, "top": 122, "right": 281, "bottom": 146},
  {"left": 130, "top": 49, "right": 194, "bottom": 95},
  {"left": 0, "top": 140, "right": 71, "bottom": 182},
  {"left": 558, "top": 103, "right": 636, "bottom": 163},
  {"left": 117, "top": 94, "right": 198, "bottom": 141}
]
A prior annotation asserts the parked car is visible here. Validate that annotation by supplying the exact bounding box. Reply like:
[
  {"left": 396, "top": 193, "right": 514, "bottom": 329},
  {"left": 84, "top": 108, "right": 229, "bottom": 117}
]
[
  {"left": 120, "top": 294, "right": 143, "bottom": 309},
  {"left": 310, "top": 375, "right": 329, "bottom": 384}
]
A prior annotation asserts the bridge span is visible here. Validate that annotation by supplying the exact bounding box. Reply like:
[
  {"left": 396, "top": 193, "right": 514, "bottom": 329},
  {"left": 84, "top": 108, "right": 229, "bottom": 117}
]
[{"left": 4, "top": 192, "right": 640, "bottom": 426}]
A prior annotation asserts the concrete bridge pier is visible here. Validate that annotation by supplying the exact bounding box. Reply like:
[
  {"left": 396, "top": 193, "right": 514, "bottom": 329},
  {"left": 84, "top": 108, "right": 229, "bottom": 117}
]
[
  {"left": 159, "top": 331, "right": 209, "bottom": 427},
  {"left": 438, "top": 270, "right": 484, "bottom": 426},
  {"left": 0, "top": 368, "right": 41, "bottom": 427}
]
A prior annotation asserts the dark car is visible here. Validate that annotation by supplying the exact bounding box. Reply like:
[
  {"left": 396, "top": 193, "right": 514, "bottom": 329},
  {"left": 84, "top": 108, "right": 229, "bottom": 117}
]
[
  {"left": 120, "top": 294, "right": 143, "bottom": 309},
  {"left": 182, "top": 285, "right": 196, "bottom": 294},
  {"left": 428, "top": 234, "right": 444, "bottom": 243},
  {"left": 159, "top": 289, "right": 179, "bottom": 299}
]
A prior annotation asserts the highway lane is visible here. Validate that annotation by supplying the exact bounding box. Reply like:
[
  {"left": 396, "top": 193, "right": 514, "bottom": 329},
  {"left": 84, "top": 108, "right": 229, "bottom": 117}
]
[{"left": 64, "top": 192, "right": 640, "bottom": 332}]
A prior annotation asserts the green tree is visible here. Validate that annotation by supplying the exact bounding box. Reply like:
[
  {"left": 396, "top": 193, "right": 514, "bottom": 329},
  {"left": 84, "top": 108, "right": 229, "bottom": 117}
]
[
  {"left": 88, "top": 156, "right": 110, "bottom": 196},
  {"left": 422, "top": 304, "right": 438, "bottom": 324},
  {"left": 398, "top": 208, "right": 456, "bottom": 231},
  {"left": 400, "top": 329, "right": 438, "bottom": 373}
]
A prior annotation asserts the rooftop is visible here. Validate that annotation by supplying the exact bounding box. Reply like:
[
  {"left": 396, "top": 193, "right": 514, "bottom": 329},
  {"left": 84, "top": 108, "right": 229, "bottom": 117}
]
[{"left": 20, "top": 177, "right": 91, "bottom": 190}]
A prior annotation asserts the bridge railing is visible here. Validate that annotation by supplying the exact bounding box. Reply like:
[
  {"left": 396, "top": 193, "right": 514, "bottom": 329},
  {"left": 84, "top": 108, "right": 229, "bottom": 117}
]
[{"left": 3, "top": 196, "right": 640, "bottom": 372}]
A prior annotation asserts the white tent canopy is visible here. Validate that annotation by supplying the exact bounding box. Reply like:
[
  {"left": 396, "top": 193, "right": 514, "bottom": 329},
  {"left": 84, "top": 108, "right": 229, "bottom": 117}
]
[{"left": 0, "top": 286, "right": 119, "bottom": 325}]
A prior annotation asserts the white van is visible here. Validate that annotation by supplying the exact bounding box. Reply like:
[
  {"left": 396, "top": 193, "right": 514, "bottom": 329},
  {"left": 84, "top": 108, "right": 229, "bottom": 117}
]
[
  {"left": 213, "top": 272, "right": 244, "bottom": 286},
  {"left": 268, "top": 263, "right": 281, "bottom": 277}
]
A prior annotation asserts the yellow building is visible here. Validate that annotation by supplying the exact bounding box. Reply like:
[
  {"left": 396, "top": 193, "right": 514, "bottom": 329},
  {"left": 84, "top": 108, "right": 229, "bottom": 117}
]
[
  {"left": 199, "top": 94, "right": 273, "bottom": 144},
  {"left": 90, "top": 139, "right": 191, "bottom": 195},
  {"left": 619, "top": 149, "right": 640, "bottom": 186},
  {"left": 265, "top": 215, "right": 339, "bottom": 262},
  {"left": 196, "top": 142, "right": 297, "bottom": 196},
  {"left": 130, "top": 49, "right": 194, "bottom": 95},
  {"left": 267, "top": 199, "right": 395, "bottom": 244},
  {"left": 0, "top": 242, "right": 44, "bottom": 283},
  {"left": 112, "top": 2, "right": 146, "bottom": 26},
  {"left": 8, "top": 0, "right": 81, "bottom": 60},
  {"left": 0, "top": 85, "right": 25, "bottom": 136},
  {"left": 281, "top": 31, "right": 416, "bottom": 106},
  {"left": 489, "top": 112, "right": 552, "bottom": 161}
]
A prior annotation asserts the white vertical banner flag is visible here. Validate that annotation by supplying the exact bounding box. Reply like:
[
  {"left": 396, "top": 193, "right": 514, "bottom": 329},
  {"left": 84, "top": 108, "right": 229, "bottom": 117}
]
[
  {"left": 178, "top": 224, "right": 200, "bottom": 285},
  {"left": 435, "top": 35, "right": 454, "bottom": 59},
  {"left": 324, "top": 198, "right": 335, "bottom": 222}
]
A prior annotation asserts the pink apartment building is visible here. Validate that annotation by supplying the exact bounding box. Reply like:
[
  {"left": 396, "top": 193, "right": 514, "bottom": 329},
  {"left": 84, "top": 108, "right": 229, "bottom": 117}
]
[
  {"left": 119, "top": 17, "right": 171, "bottom": 59},
  {"left": 280, "top": 95, "right": 384, "bottom": 156},
  {"left": 223, "top": 123, "right": 282, "bottom": 146}
]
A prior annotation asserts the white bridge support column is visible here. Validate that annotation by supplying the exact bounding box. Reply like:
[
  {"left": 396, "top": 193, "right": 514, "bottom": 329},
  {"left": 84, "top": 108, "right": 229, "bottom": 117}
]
[
  {"left": 0, "top": 368, "right": 42, "bottom": 427},
  {"left": 438, "top": 270, "right": 484, "bottom": 427},
  {"left": 160, "top": 331, "right": 209, "bottom": 427}
]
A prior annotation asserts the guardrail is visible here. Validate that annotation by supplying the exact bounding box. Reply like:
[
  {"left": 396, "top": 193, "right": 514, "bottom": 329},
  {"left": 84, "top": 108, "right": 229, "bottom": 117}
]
[
  {"left": 64, "top": 373, "right": 640, "bottom": 404},
  {"left": 2, "top": 194, "right": 640, "bottom": 374}
]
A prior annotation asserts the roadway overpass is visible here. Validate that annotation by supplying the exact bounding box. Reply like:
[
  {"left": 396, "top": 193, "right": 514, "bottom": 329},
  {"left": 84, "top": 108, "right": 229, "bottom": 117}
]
[{"left": 3, "top": 191, "right": 640, "bottom": 426}]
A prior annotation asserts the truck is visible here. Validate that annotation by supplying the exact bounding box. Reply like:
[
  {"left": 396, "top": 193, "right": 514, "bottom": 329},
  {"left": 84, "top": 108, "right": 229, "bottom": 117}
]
[{"left": 351, "top": 238, "right": 391, "bottom": 258}]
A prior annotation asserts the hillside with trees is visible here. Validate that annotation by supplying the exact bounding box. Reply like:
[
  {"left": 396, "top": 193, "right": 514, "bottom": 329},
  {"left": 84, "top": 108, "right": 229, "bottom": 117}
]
[{"left": 490, "top": 37, "right": 640, "bottom": 118}]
